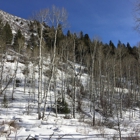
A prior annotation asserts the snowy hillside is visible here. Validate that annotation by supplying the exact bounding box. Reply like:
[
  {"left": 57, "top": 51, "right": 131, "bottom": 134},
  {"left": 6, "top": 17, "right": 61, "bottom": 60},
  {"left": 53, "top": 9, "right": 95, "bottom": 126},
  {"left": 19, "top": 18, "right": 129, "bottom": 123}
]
[
  {"left": 0, "top": 10, "right": 30, "bottom": 38},
  {"left": 0, "top": 49, "right": 139, "bottom": 140}
]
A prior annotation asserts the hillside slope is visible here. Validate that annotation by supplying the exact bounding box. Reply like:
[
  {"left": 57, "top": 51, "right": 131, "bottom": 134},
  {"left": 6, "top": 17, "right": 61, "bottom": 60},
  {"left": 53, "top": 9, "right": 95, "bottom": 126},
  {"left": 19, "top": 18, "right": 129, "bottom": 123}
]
[{"left": 0, "top": 10, "right": 30, "bottom": 39}]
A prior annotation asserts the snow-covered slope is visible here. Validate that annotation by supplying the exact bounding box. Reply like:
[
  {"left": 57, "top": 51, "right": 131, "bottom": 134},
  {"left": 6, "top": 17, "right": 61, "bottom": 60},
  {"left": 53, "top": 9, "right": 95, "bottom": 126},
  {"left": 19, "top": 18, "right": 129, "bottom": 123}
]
[
  {"left": 0, "top": 50, "right": 139, "bottom": 140},
  {"left": 0, "top": 10, "right": 30, "bottom": 38}
]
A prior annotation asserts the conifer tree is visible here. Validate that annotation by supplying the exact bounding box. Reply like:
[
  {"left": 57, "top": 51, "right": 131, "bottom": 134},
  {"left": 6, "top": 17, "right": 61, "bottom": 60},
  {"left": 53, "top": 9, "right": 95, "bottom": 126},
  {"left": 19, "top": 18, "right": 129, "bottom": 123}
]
[
  {"left": 66, "top": 30, "right": 71, "bottom": 37},
  {"left": 29, "top": 33, "right": 38, "bottom": 49},
  {"left": 2, "top": 22, "right": 13, "bottom": 45},
  {"left": 13, "top": 29, "right": 24, "bottom": 51},
  {"left": 0, "top": 19, "right": 4, "bottom": 40}
]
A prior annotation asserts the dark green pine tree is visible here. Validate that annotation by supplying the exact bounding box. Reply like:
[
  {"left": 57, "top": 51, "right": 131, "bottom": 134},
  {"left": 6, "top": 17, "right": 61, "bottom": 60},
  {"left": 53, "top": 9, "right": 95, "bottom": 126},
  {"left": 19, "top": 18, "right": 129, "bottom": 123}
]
[
  {"left": 109, "top": 40, "right": 115, "bottom": 55},
  {"left": 28, "top": 33, "right": 38, "bottom": 48},
  {"left": 43, "top": 24, "right": 51, "bottom": 48},
  {"left": 79, "top": 31, "right": 84, "bottom": 40},
  {"left": 57, "top": 24, "right": 64, "bottom": 49},
  {"left": 43, "top": 25, "right": 55, "bottom": 50},
  {"left": 0, "top": 19, "right": 6, "bottom": 53},
  {"left": 84, "top": 33, "right": 91, "bottom": 53},
  {"left": 0, "top": 19, "right": 4, "bottom": 40},
  {"left": 56, "top": 98, "right": 70, "bottom": 114},
  {"left": 126, "top": 42, "right": 132, "bottom": 55},
  {"left": 2, "top": 22, "right": 13, "bottom": 45},
  {"left": 84, "top": 34, "right": 90, "bottom": 46},
  {"left": 66, "top": 30, "right": 71, "bottom": 37},
  {"left": 13, "top": 29, "right": 24, "bottom": 51},
  {"left": 29, "top": 21, "right": 35, "bottom": 32}
]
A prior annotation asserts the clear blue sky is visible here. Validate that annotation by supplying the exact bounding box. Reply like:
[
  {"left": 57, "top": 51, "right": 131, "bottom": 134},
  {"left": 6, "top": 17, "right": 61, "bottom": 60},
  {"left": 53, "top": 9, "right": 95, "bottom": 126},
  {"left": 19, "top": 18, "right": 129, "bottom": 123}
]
[{"left": 0, "top": 0, "right": 139, "bottom": 46}]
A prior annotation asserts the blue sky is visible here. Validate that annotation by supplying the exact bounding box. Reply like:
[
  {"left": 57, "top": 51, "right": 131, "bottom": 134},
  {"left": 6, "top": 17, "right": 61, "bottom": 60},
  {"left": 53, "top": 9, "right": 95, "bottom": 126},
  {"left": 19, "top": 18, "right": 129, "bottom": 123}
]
[{"left": 0, "top": 0, "right": 139, "bottom": 46}]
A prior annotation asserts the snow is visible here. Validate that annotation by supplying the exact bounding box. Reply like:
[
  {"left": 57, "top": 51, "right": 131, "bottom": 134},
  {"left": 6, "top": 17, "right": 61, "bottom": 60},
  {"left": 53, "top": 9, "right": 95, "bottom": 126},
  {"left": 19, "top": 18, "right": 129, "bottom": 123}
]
[
  {"left": 0, "top": 10, "right": 30, "bottom": 41},
  {"left": 12, "top": 30, "right": 16, "bottom": 34},
  {"left": 0, "top": 52, "right": 139, "bottom": 140}
]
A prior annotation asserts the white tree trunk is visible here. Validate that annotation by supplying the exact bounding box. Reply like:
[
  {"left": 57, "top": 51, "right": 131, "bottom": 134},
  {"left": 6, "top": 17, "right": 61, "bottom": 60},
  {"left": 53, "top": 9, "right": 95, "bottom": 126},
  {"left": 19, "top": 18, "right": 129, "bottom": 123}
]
[{"left": 38, "top": 24, "right": 43, "bottom": 119}]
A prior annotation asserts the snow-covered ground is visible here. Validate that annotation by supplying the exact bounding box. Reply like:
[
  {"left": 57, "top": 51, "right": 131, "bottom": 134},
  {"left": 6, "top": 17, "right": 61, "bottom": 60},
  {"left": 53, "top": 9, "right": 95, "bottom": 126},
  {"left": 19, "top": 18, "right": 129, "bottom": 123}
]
[{"left": 0, "top": 54, "right": 140, "bottom": 140}]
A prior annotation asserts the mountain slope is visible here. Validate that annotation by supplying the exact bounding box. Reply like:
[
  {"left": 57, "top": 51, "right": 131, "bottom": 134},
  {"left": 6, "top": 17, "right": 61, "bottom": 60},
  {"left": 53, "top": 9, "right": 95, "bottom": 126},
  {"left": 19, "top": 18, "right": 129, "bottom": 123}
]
[{"left": 0, "top": 10, "right": 30, "bottom": 38}]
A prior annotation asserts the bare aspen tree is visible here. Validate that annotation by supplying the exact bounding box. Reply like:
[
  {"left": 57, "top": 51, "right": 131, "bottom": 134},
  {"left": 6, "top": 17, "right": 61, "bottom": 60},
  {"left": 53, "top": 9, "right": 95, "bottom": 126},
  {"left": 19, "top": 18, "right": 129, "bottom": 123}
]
[
  {"left": 86, "top": 52, "right": 92, "bottom": 111},
  {"left": 60, "top": 36, "right": 73, "bottom": 115},
  {"left": 137, "top": 45, "right": 140, "bottom": 118},
  {"left": 116, "top": 44, "right": 126, "bottom": 118},
  {"left": 32, "top": 47, "right": 40, "bottom": 103},
  {"left": 116, "top": 103, "right": 122, "bottom": 140},
  {"left": 72, "top": 34, "right": 76, "bottom": 118},
  {"left": 58, "top": 38, "right": 71, "bottom": 105},
  {"left": 76, "top": 40, "right": 87, "bottom": 113},
  {"left": 134, "top": 3, "right": 140, "bottom": 118},
  {"left": 0, "top": 39, "right": 5, "bottom": 93},
  {"left": 97, "top": 43, "right": 104, "bottom": 109},
  {"left": 134, "top": 0, "right": 140, "bottom": 32},
  {"left": 33, "top": 9, "right": 49, "bottom": 119},
  {"left": 109, "top": 54, "right": 117, "bottom": 117},
  {"left": 12, "top": 38, "right": 24, "bottom": 100},
  {"left": 103, "top": 48, "right": 113, "bottom": 117},
  {"left": 0, "top": 41, "right": 12, "bottom": 95},
  {"left": 23, "top": 61, "right": 29, "bottom": 94},
  {"left": 53, "top": 67, "right": 58, "bottom": 117},
  {"left": 57, "top": 40, "right": 65, "bottom": 104},
  {"left": 89, "top": 39, "right": 98, "bottom": 126},
  {"left": 65, "top": 33, "right": 83, "bottom": 118},
  {"left": 42, "top": 6, "right": 68, "bottom": 119},
  {"left": 38, "top": 23, "right": 44, "bottom": 119},
  {"left": 0, "top": 40, "right": 12, "bottom": 95},
  {"left": 134, "top": 2, "right": 140, "bottom": 119},
  {"left": 64, "top": 39, "right": 70, "bottom": 102}
]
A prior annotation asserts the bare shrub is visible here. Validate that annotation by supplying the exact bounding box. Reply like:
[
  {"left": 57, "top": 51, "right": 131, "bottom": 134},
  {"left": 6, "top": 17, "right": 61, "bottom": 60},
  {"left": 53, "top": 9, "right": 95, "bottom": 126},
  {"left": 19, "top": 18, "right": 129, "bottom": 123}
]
[
  {"left": 99, "top": 127, "right": 105, "bottom": 138},
  {"left": 126, "top": 135, "right": 140, "bottom": 140},
  {"left": 1, "top": 94, "right": 8, "bottom": 108},
  {"left": 8, "top": 120, "right": 19, "bottom": 129},
  {"left": 64, "top": 114, "right": 71, "bottom": 119},
  {"left": 78, "top": 113, "right": 85, "bottom": 122},
  {"left": 0, "top": 120, "right": 20, "bottom": 138}
]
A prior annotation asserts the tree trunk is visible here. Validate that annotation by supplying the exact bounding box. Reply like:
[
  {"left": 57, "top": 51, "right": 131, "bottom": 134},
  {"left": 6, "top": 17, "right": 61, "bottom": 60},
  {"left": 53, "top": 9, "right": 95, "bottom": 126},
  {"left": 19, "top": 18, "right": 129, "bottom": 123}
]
[{"left": 38, "top": 24, "right": 43, "bottom": 119}]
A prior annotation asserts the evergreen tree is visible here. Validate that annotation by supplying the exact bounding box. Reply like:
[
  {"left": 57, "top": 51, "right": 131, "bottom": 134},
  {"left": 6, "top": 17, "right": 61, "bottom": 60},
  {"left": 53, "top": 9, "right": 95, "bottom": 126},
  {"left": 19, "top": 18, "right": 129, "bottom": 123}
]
[
  {"left": 57, "top": 24, "right": 64, "bottom": 39},
  {"left": 79, "top": 31, "right": 84, "bottom": 40},
  {"left": 66, "top": 30, "right": 71, "bottom": 37},
  {"left": 117, "top": 40, "right": 122, "bottom": 49},
  {"left": 57, "top": 24, "right": 65, "bottom": 52},
  {"left": 13, "top": 29, "right": 24, "bottom": 51},
  {"left": 28, "top": 33, "right": 38, "bottom": 49},
  {"left": 0, "top": 19, "right": 4, "bottom": 40},
  {"left": 109, "top": 40, "right": 115, "bottom": 55},
  {"left": 83, "top": 33, "right": 91, "bottom": 54},
  {"left": 29, "top": 21, "right": 35, "bottom": 32},
  {"left": 56, "top": 98, "right": 70, "bottom": 114},
  {"left": 43, "top": 24, "right": 53, "bottom": 49},
  {"left": 2, "top": 22, "right": 13, "bottom": 44},
  {"left": 126, "top": 42, "right": 132, "bottom": 55}
]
